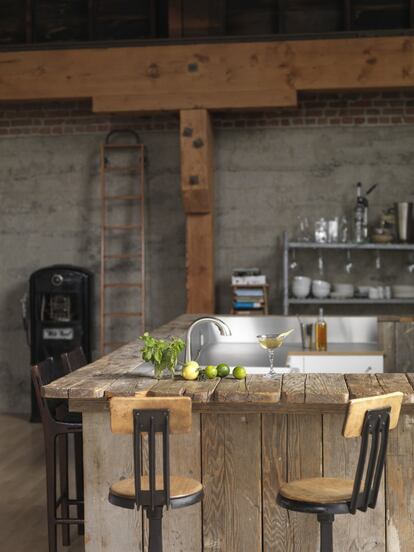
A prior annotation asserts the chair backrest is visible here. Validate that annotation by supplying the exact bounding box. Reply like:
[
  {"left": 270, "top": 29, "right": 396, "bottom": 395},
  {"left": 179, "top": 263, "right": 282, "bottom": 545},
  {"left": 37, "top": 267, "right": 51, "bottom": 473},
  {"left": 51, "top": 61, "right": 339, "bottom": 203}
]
[
  {"left": 61, "top": 346, "right": 87, "bottom": 374},
  {"left": 109, "top": 396, "right": 192, "bottom": 510},
  {"left": 31, "top": 357, "right": 66, "bottom": 425},
  {"left": 342, "top": 392, "right": 403, "bottom": 514}
]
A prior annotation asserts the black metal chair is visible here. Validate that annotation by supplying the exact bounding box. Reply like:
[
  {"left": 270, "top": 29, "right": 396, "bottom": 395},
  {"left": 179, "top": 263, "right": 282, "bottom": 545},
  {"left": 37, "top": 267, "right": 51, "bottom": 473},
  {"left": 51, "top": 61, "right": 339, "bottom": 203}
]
[
  {"left": 108, "top": 396, "right": 204, "bottom": 552},
  {"left": 277, "top": 391, "right": 403, "bottom": 552},
  {"left": 60, "top": 347, "right": 87, "bottom": 374},
  {"left": 60, "top": 346, "right": 87, "bottom": 535},
  {"left": 31, "top": 357, "right": 85, "bottom": 552}
]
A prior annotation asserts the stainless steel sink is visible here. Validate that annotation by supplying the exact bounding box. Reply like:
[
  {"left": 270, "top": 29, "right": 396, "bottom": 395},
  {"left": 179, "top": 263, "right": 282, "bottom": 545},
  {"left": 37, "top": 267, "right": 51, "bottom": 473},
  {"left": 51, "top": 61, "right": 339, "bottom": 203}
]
[{"left": 191, "top": 315, "right": 380, "bottom": 374}]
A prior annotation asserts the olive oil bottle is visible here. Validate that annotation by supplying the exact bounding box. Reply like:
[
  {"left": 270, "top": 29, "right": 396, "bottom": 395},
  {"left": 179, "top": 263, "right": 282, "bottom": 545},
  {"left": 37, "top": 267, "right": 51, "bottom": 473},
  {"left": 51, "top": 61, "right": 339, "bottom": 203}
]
[{"left": 315, "top": 308, "right": 327, "bottom": 351}]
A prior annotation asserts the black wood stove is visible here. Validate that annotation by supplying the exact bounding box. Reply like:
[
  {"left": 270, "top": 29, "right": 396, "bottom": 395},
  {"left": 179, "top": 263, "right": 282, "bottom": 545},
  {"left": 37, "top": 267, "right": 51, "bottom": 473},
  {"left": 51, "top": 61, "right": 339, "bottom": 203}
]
[{"left": 28, "top": 265, "right": 93, "bottom": 421}]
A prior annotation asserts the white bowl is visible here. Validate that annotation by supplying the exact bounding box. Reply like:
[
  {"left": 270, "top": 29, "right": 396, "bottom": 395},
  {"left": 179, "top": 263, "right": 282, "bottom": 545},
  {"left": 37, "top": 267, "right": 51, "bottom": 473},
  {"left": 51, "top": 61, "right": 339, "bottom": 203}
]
[
  {"left": 292, "top": 284, "right": 310, "bottom": 299},
  {"left": 293, "top": 276, "right": 311, "bottom": 285},
  {"left": 312, "top": 280, "right": 330, "bottom": 290},
  {"left": 312, "top": 280, "right": 331, "bottom": 298}
]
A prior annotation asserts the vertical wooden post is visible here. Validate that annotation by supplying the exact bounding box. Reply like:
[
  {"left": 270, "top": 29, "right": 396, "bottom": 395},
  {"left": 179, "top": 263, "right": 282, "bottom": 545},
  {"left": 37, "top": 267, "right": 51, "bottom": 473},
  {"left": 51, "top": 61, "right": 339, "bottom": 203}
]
[{"left": 180, "top": 109, "right": 215, "bottom": 314}]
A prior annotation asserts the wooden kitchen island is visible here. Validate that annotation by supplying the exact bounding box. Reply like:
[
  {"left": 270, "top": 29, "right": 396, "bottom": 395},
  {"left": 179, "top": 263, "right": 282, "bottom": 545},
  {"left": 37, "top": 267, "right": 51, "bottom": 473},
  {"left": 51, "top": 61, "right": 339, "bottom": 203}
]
[{"left": 43, "top": 314, "right": 414, "bottom": 552}]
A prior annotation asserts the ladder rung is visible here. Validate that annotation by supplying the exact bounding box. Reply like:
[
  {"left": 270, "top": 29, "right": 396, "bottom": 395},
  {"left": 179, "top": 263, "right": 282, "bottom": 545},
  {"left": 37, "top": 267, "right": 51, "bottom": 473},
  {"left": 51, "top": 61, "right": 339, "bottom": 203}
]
[
  {"left": 104, "top": 195, "right": 142, "bottom": 201},
  {"left": 104, "top": 283, "right": 142, "bottom": 288},
  {"left": 104, "top": 166, "right": 140, "bottom": 173},
  {"left": 104, "top": 254, "right": 141, "bottom": 260},
  {"left": 104, "top": 224, "right": 141, "bottom": 230},
  {"left": 104, "top": 144, "right": 142, "bottom": 150},
  {"left": 104, "top": 312, "right": 142, "bottom": 317}
]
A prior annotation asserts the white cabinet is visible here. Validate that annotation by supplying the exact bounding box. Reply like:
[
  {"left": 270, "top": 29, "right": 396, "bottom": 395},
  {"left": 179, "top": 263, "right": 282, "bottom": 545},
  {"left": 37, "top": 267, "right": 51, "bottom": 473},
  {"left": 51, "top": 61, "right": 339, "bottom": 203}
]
[{"left": 286, "top": 354, "right": 383, "bottom": 374}]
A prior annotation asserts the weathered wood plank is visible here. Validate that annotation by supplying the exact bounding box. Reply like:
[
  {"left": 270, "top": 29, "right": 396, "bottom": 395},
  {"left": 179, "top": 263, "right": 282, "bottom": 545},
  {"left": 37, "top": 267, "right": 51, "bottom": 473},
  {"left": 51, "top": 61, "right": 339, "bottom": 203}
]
[
  {"left": 386, "top": 413, "right": 414, "bottom": 552},
  {"left": 180, "top": 378, "right": 221, "bottom": 402},
  {"left": 344, "top": 373, "right": 384, "bottom": 399},
  {"left": 395, "top": 321, "right": 414, "bottom": 373},
  {"left": 43, "top": 314, "right": 199, "bottom": 399},
  {"left": 262, "top": 414, "right": 291, "bottom": 552},
  {"left": 323, "top": 413, "right": 385, "bottom": 551},
  {"left": 280, "top": 373, "right": 306, "bottom": 403},
  {"left": 378, "top": 320, "right": 396, "bottom": 373},
  {"left": 214, "top": 375, "right": 282, "bottom": 403},
  {"left": 202, "top": 413, "right": 262, "bottom": 552},
  {"left": 147, "top": 377, "right": 220, "bottom": 402},
  {"left": 146, "top": 379, "right": 187, "bottom": 397},
  {"left": 306, "top": 373, "right": 349, "bottom": 404},
  {"left": 224, "top": 414, "right": 262, "bottom": 552},
  {"left": 376, "top": 373, "right": 414, "bottom": 404},
  {"left": 287, "top": 414, "right": 322, "bottom": 551},
  {"left": 83, "top": 412, "right": 143, "bottom": 552},
  {"left": 202, "top": 413, "right": 226, "bottom": 552}
]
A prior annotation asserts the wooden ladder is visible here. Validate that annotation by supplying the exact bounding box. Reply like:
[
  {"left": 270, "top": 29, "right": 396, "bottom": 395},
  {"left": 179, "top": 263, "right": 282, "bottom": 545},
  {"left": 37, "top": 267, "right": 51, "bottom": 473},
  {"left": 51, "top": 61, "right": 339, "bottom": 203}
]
[{"left": 99, "top": 131, "right": 145, "bottom": 355}]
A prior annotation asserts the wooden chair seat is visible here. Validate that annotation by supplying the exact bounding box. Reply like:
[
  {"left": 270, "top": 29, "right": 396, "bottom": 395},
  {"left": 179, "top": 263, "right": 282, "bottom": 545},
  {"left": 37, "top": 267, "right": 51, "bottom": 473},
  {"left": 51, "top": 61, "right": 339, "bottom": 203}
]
[
  {"left": 279, "top": 477, "right": 355, "bottom": 504},
  {"left": 111, "top": 475, "right": 203, "bottom": 501}
]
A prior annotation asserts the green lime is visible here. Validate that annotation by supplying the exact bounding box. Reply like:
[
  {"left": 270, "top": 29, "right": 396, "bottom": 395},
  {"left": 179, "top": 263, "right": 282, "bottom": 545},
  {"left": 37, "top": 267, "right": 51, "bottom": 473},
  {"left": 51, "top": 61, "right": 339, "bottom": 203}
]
[
  {"left": 216, "top": 363, "right": 230, "bottom": 378},
  {"left": 233, "top": 366, "right": 247, "bottom": 380},
  {"left": 204, "top": 365, "right": 218, "bottom": 379}
]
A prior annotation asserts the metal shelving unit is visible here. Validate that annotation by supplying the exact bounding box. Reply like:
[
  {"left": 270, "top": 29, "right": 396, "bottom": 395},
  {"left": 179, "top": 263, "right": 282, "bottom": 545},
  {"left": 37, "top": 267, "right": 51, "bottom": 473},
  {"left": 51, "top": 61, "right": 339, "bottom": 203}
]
[{"left": 283, "top": 232, "right": 414, "bottom": 314}]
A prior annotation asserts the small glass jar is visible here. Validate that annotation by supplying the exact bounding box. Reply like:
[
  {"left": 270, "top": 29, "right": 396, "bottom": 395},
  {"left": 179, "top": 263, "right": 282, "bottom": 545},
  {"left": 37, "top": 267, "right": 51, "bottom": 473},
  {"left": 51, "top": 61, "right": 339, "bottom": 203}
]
[{"left": 315, "top": 218, "right": 328, "bottom": 243}]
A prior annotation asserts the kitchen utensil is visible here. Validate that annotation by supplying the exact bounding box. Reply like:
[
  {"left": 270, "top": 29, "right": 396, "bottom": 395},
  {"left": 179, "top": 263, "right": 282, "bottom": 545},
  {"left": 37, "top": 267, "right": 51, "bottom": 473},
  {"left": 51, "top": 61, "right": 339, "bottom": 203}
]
[
  {"left": 345, "top": 250, "right": 353, "bottom": 274},
  {"left": 395, "top": 202, "right": 414, "bottom": 242},
  {"left": 289, "top": 249, "right": 298, "bottom": 271},
  {"left": 300, "top": 323, "right": 314, "bottom": 350}
]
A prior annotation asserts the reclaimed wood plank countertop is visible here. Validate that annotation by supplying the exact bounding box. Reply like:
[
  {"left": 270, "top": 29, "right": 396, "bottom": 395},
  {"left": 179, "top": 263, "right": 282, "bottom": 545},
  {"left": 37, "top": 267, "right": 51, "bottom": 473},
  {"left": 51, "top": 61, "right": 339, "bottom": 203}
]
[{"left": 42, "top": 313, "right": 414, "bottom": 413}]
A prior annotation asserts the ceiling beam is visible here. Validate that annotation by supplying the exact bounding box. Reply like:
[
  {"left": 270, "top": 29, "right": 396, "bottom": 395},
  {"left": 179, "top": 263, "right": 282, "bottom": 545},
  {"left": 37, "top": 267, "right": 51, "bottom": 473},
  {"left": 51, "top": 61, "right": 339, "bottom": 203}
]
[{"left": 1, "top": 35, "right": 414, "bottom": 111}]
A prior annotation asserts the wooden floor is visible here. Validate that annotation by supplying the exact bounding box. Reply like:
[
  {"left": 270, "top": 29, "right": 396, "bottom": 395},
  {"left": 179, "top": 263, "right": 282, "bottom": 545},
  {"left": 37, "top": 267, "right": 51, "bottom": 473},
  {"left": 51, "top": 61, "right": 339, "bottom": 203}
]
[{"left": 0, "top": 414, "right": 84, "bottom": 552}]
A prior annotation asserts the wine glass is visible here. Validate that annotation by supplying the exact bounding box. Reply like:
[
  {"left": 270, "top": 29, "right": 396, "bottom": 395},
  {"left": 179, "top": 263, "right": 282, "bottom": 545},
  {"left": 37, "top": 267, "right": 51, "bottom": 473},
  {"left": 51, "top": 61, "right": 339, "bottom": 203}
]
[{"left": 257, "top": 329, "right": 294, "bottom": 378}]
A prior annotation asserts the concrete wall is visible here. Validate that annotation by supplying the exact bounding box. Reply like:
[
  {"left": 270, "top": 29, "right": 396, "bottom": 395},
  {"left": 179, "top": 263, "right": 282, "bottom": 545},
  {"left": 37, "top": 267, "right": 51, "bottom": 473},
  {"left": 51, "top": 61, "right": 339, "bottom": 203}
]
[
  {"left": 1, "top": 95, "right": 414, "bottom": 413},
  {"left": 215, "top": 126, "right": 414, "bottom": 313},
  {"left": 0, "top": 132, "right": 184, "bottom": 413}
]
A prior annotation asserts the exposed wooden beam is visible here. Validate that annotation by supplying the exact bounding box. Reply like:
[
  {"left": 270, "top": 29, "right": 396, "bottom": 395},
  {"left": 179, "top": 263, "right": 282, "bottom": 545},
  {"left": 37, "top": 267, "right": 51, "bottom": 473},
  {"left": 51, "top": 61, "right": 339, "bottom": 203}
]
[
  {"left": 2, "top": 36, "right": 414, "bottom": 112},
  {"left": 180, "top": 109, "right": 215, "bottom": 313}
]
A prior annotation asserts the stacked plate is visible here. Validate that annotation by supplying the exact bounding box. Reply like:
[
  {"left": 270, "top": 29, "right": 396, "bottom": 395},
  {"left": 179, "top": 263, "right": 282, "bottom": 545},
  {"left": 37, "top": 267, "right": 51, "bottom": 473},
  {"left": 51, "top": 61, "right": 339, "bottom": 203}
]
[{"left": 392, "top": 285, "right": 414, "bottom": 299}]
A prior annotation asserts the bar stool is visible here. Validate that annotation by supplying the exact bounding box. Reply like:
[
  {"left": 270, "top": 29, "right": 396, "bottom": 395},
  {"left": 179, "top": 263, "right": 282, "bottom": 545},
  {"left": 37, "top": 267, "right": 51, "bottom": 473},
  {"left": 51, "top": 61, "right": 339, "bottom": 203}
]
[
  {"left": 31, "top": 358, "right": 85, "bottom": 552},
  {"left": 60, "top": 346, "right": 87, "bottom": 535},
  {"left": 108, "top": 396, "right": 204, "bottom": 552},
  {"left": 277, "top": 392, "right": 403, "bottom": 552}
]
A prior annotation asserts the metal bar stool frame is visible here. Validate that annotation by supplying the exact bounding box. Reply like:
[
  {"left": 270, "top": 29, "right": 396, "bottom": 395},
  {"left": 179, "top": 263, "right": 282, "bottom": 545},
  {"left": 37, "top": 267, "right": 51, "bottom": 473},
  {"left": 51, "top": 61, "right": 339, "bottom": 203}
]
[
  {"left": 277, "top": 392, "right": 403, "bottom": 552},
  {"left": 31, "top": 358, "right": 84, "bottom": 552},
  {"left": 108, "top": 397, "right": 204, "bottom": 552}
]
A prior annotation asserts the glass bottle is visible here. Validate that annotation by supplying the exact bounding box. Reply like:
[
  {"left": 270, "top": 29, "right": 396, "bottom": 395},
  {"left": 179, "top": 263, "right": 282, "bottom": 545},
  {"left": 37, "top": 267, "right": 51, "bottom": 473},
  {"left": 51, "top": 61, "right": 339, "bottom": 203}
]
[{"left": 315, "top": 308, "right": 327, "bottom": 351}]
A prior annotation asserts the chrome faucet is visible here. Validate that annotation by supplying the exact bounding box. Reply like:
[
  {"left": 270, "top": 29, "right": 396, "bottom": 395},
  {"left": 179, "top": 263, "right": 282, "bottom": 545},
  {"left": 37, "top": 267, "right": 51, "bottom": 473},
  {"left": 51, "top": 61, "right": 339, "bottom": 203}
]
[{"left": 185, "top": 316, "right": 232, "bottom": 363}]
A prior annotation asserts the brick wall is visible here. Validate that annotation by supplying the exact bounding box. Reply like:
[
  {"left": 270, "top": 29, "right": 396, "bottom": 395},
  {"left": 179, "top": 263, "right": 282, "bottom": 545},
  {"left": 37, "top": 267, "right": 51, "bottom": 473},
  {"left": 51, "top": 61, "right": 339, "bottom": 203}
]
[{"left": 1, "top": 90, "right": 414, "bottom": 137}]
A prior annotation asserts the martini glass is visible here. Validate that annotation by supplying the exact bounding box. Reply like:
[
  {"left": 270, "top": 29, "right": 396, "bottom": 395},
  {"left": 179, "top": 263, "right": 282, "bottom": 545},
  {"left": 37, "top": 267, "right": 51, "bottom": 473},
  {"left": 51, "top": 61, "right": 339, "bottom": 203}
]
[{"left": 257, "top": 329, "right": 294, "bottom": 378}]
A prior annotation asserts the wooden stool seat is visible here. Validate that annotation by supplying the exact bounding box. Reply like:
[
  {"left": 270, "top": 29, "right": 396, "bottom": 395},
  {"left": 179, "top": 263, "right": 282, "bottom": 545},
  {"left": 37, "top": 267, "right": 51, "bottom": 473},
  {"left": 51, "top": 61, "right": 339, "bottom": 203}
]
[
  {"left": 279, "top": 477, "right": 354, "bottom": 504},
  {"left": 111, "top": 476, "right": 203, "bottom": 503}
]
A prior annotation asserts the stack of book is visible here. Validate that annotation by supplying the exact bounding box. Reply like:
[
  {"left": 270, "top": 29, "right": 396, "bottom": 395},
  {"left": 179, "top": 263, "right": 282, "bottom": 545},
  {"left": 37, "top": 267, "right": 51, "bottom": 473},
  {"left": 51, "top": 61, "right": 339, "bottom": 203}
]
[{"left": 231, "top": 268, "right": 268, "bottom": 315}]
